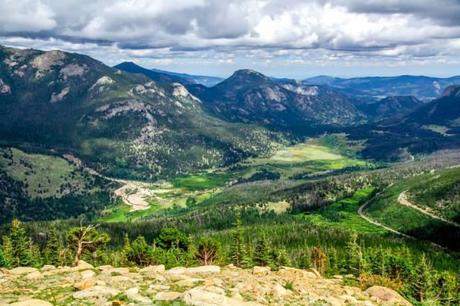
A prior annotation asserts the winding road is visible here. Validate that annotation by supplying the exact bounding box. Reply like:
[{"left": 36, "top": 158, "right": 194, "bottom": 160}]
[
  {"left": 63, "top": 154, "right": 155, "bottom": 211},
  {"left": 358, "top": 186, "right": 448, "bottom": 249},
  {"left": 358, "top": 188, "right": 414, "bottom": 239},
  {"left": 398, "top": 191, "right": 460, "bottom": 228}
]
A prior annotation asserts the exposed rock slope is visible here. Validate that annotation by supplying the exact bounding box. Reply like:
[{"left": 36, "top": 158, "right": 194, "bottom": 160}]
[
  {"left": 0, "top": 261, "right": 411, "bottom": 305},
  {"left": 188, "top": 70, "right": 364, "bottom": 127}
]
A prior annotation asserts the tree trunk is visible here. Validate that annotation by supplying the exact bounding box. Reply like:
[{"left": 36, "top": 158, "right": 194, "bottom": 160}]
[{"left": 74, "top": 242, "right": 82, "bottom": 266}]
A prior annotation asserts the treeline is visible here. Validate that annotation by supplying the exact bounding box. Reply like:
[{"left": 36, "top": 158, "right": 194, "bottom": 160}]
[{"left": 0, "top": 217, "right": 458, "bottom": 305}]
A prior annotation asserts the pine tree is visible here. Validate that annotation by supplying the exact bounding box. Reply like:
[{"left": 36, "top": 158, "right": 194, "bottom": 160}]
[
  {"left": 272, "top": 248, "right": 291, "bottom": 268},
  {"left": 253, "top": 235, "right": 272, "bottom": 267},
  {"left": 328, "top": 248, "right": 339, "bottom": 275},
  {"left": 311, "top": 246, "right": 327, "bottom": 275},
  {"left": 67, "top": 224, "right": 110, "bottom": 265},
  {"left": 120, "top": 233, "right": 132, "bottom": 266},
  {"left": 346, "top": 232, "right": 363, "bottom": 276},
  {"left": 44, "top": 225, "right": 63, "bottom": 266},
  {"left": 370, "top": 247, "right": 387, "bottom": 276},
  {"left": 411, "top": 254, "right": 433, "bottom": 302},
  {"left": 436, "top": 271, "right": 459, "bottom": 305},
  {"left": 9, "top": 219, "right": 33, "bottom": 267},
  {"left": 127, "top": 236, "right": 154, "bottom": 266},
  {"left": 231, "top": 212, "right": 247, "bottom": 267},
  {"left": 240, "top": 243, "right": 252, "bottom": 268},
  {"left": 0, "top": 247, "right": 6, "bottom": 268},
  {"left": 299, "top": 251, "right": 311, "bottom": 269},
  {"left": 29, "top": 240, "right": 42, "bottom": 267},
  {"left": 1, "top": 236, "right": 13, "bottom": 268}
]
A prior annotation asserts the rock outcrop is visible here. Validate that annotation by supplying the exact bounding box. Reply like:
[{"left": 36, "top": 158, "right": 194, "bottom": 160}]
[{"left": 0, "top": 264, "right": 412, "bottom": 305}]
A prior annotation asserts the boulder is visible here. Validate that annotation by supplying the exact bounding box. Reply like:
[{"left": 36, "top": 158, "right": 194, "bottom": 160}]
[
  {"left": 10, "top": 299, "right": 53, "bottom": 306},
  {"left": 101, "top": 267, "right": 130, "bottom": 276},
  {"left": 165, "top": 267, "right": 187, "bottom": 275},
  {"left": 97, "top": 265, "right": 113, "bottom": 271},
  {"left": 155, "top": 291, "right": 182, "bottom": 301},
  {"left": 365, "top": 286, "right": 412, "bottom": 306},
  {"left": 182, "top": 287, "right": 262, "bottom": 306},
  {"left": 186, "top": 265, "right": 221, "bottom": 275},
  {"left": 72, "top": 260, "right": 94, "bottom": 271},
  {"left": 41, "top": 265, "right": 56, "bottom": 272},
  {"left": 9, "top": 267, "right": 38, "bottom": 275},
  {"left": 271, "top": 283, "right": 290, "bottom": 298},
  {"left": 252, "top": 266, "right": 271, "bottom": 275},
  {"left": 277, "top": 266, "right": 317, "bottom": 280},
  {"left": 73, "top": 285, "right": 120, "bottom": 300},
  {"left": 175, "top": 277, "right": 204, "bottom": 287},
  {"left": 74, "top": 278, "right": 96, "bottom": 290},
  {"left": 125, "top": 287, "right": 151, "bottom": 304},
  {"left": 139, "top": 265, "right": 166, "bottom": 275},
  {"left": 80, "top": 269, "right": 96, "bottom": 279},
  {"left": 25, "top": 271, "right": 43, "bottom": 280}
]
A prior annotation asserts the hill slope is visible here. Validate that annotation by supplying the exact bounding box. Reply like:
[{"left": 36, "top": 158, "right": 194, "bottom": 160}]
[
  {"left": 0, "top": 46, "right": 284, "bottom": 180},
  {"left": 189, "top": 69, "right": 364, "bottom": 128},
  {"left": 345, "top": 86, "right": 460, "bottom": 160},
  {"left": 0, "top": 147, "right": 113, "bottom": 223},
  {"left": 358, "top": 95, "right": 424, "bottom": 121}
]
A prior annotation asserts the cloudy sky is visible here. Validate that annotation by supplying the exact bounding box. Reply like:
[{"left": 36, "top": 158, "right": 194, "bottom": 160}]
[{"left": 1, "top": 0, "right": 460, "bottom": 78}]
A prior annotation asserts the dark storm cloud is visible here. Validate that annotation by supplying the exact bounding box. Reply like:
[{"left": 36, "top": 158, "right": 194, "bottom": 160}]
[
  {"left": 1, "top": 0, "right": 460, "bottom": 71},
  {"left": 342, "top": 0, "right": 460, "bottom": 26}
]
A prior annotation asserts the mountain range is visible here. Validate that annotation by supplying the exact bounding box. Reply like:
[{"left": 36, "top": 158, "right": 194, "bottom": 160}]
[
  {"left": 0, "top": 46, "right": 283, "bottom": 180},
  {"left": 303, "top": 75, "right": 460, "bottom": 101},
  {"left": 2, "top": 45, "right": 460, "bottom": 177},
  {"left": 114, "top": 62, "right": 223, "bottom": 87}
]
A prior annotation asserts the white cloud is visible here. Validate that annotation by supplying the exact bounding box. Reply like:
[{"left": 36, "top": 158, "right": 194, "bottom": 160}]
[{"left": 1, "top": 0, "right": 460, "bottom": 77}]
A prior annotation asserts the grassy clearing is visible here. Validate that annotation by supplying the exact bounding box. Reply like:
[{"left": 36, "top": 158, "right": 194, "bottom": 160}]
[
  {"left": 99, "top": 201, "right": 163, "bottom": 223},
  {"left": 422, "top": 124, "right": 452, "bottom": 136},
  {"left": 297, "top": 188, "right": 387, "bottom": 234},
  {"left": 172, "top": 172, "right": 232, "bottom": 190},
  {"left": 269, "top": 143, "right": 342, "bottom": 162},
  {"left": 238, "top": 139, "right": 368, "bottom": 179},
  {"left": 406, "top": 167, "right": 460, "bottom": 222},
  {"left": 0, "top": 147, "right": 88, "bottom": 198},
  {"left": 365, "top": 177, "right": 460, "bottom": 250}
]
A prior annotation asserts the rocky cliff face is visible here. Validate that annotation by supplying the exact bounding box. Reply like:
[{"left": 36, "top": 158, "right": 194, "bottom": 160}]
[{"left": 0, "top": 261, "right": 411, "bottom": 305}]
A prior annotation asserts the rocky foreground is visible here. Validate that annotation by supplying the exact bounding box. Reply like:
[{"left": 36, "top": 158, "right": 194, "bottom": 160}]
[{"left": 0, "top": 261, "right": 411, "bottom": 306}]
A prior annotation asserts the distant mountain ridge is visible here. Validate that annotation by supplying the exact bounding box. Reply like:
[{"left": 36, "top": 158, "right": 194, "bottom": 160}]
[
  {"left": 358, "top": 96, "right": 424, "bottom": 121},
  {"left": 114, "top": 62, "right": 223, "bottom": 87},
  {"left": 303, "top": 75, "right": 460, "bottom": 101}
]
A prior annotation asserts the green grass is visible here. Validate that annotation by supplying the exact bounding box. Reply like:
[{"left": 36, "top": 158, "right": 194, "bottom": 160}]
[
  {"left": 365, "top": 177, "right": 460, "bottom": 250},
  {"left": 298, "top": 187, "right": 387, "bottom": 234},
  {"left": 422, "top": 124, "right": 452, "bottom": 136},
  {"left": 269, "top": 143, "right": 343, "bottom": 162},
  {"left": 406, "top": 167, "right": 460, "bottom": 222},
  {"left": 238, "top": 139, "right": 368, "bottom": 179},
  {"left": 101, "top": 136, "right": 370, "bottom": 222},
  {"left": 99, "top": 201, "right": 163, "bottom": 223},
  {"left": 172, "top": 172, "right": 233, "bottom": 191},
  {"left": 0, "top": 147, "right": 88, "bottom": 198}
]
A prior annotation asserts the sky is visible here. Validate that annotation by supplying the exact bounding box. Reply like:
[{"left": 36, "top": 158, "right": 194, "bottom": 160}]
[{"left": 1, "top": 0, "right": 460, "bottom": 79}]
